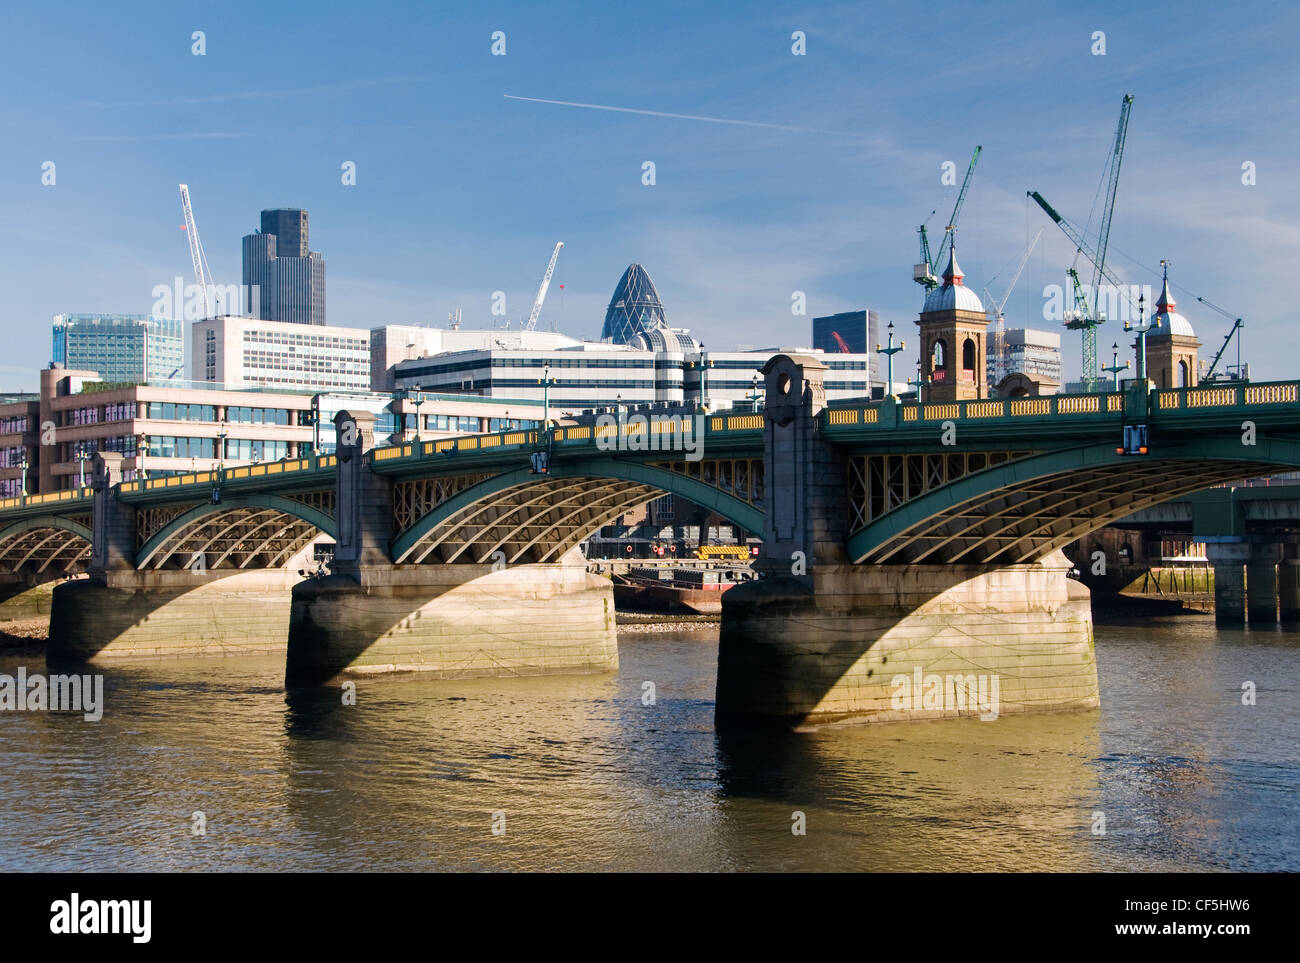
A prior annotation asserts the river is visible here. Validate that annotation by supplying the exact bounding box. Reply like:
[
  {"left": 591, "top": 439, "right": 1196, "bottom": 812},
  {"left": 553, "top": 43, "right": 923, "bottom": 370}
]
[{"left": 0, "top": 615, "right": 1295, "bottom": 871}]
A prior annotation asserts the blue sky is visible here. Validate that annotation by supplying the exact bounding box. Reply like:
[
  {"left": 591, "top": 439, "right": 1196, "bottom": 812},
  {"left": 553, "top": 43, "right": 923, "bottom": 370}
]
[{"left": 2, "top": 0, "right": 1297, "bottom": 382}]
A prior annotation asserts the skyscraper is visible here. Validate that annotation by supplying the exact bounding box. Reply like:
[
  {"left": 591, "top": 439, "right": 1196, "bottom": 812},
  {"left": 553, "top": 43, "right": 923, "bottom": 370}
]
[
  {"left": 242, "top": 208, "right": 326, "bottom": 325},
  {"left": 812, "top": 309, "right": 880, "bottom": 385},
  {"left": 601, "top": 264, "right": 668, "bottom": 344}
]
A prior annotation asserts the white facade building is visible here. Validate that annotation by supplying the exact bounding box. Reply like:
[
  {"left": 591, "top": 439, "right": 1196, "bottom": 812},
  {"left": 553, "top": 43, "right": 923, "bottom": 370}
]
[{"left": 193, "top": 316, "right": 371, "bottom": 392}]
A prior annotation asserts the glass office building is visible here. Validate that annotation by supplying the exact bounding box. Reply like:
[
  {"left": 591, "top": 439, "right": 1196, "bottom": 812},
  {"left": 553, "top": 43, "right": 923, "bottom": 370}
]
[{"left": 51, "top": 314, "right": 184, "bottom": 384}]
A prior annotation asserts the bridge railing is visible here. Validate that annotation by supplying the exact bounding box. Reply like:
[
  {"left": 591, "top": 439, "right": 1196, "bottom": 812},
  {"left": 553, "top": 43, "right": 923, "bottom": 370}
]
[
  {"left": 368, "top": 410, "right": 766, "bottom": 464},
  {"left": 118, "top": 452, "right": 337, "bottom": 494},
  {"left": 0, "top": 487, "right": 94, "bottom": 512},
  {"left": 824, "top": 380, "right": 1300, "bottom": 430}
]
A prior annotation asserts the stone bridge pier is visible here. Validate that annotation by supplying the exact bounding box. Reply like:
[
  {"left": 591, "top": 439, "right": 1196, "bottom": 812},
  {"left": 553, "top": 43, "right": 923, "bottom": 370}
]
[
  {"left": 283, "top": 411, "right": 616, "bottom": 686},
  {"left": 48, "top": 453, "right": 311, "bottom": 663},
  {"left": 716, "top": 355, "right": 1098, "bottom": 728}
]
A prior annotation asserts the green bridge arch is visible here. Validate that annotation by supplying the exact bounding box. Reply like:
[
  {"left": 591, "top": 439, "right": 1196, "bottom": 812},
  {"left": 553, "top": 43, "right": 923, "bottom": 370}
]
[
  {"left": 392, "top": 457, "right": 765, "bottom": 564},
  {"left": 846, "top": 436, "right": 1300, "bottom": 565},
  {"left": 136, "top": 494, "right": 337, "bottom": 570},
  {"left": 0, "top": 515, "right": 94, "bottom": 575}
]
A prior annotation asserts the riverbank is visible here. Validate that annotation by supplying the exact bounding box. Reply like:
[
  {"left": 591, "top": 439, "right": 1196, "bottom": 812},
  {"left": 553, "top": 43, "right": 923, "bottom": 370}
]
[
  {"left": 0, "top": 618, "right": 50, "bottom": 654},
  {"left": 616, "top": 611, "right": 720, "bottom": 634}
]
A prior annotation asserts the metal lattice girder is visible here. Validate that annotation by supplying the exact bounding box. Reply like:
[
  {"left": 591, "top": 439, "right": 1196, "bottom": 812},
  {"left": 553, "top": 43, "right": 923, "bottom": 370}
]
[
  {"left": 392, "top": 459, "right": 765, "bottom": 565},
  {"left": 847, "top": 437, "right": 1300, "bottom": 565},
  {"left": 0, "top": 517, "right": 94, "bottom": 576},
  {"left": 135, "top": 494, "right": 336, "bottom": 570}
]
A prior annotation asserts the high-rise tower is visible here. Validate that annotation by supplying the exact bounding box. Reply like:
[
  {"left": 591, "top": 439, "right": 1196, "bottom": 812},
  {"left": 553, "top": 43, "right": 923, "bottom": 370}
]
[{"left": 242, "top": 208, "right": 326, "bottom": 325}]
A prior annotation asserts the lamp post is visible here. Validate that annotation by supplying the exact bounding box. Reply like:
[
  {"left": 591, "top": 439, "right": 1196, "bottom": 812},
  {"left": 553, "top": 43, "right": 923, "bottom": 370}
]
[
  {"left": 310, "top": 394, "right": 321, "bottom": 456},
  {"left": 538, "top": 362, "right": 557, "bottom": 438},
  {"left": 19, "top": 450, "right": 28, "bottom": 498},
  {"left": 907, "top": 361, "right": 931, "bottom": 403},
  {"left": 876, "top": 321, "right": 905, "bottom": 398},
  {"left": 77, "top": 444, "right": 88, "bottom": 488},
  {"left": 1101, "top": 342, "right": 1131, "bottom": 390},
  {"left": 216, "top": 420, "right": 228, "bottom": 472},
  {"left": 409, "top": 386, "right": 426, "bottom": 442},
  {"left": 748, "top": 373, "right": 763, "bottom": 412},
  {"left": 1124, "top": 293, "right": 1161, "bottom": 382},
  {"left": 136, "top": 433, "right": 148, "bottom": 480}
]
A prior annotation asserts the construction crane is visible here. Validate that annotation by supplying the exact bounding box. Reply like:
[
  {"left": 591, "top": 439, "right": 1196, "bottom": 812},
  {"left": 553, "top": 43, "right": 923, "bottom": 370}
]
[
  {"left": 178, "top": 184, "right": 216, "bottom": 318},
  {"left": 983, "top": 228, "right": 1044, "bottom": 385},
  {"left": 913, "top": 210, "right": 936, "bottom": 288},
  {"left": 1195, "top": 296, "right": 1246, "bottom": 381},
  {"left": 914, "top": 146, "right": 981, "bottom": 291},
  {"left": 524, "top": 242, "right": 564, "bottom": 332},
  {"left": 830, "top": 330, "right": 853, "bottom": 353},
  {"left": 1028, "top": 94, "right": 1134, "bottom": 390}
]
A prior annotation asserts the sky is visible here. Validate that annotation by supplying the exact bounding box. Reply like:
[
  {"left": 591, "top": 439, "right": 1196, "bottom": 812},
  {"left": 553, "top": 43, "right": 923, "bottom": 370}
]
[{"left": 1, "top": 0, "right": 1297, "bottom": 384}]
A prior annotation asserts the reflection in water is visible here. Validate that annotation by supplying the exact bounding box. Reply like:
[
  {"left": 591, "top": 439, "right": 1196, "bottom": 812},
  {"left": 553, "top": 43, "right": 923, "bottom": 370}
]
[{"left": 0, "top": 616, "right": 1295, "bottom": 871}]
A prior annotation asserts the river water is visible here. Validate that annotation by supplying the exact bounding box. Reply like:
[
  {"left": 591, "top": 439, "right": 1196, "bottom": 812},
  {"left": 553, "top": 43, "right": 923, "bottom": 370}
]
[{"left": 0, "top": 616, "right": 1295, "bottom": 872}]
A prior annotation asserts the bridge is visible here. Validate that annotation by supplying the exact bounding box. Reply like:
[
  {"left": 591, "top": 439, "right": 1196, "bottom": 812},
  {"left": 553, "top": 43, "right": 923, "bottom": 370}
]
[
  {"left": 7, "top": 355, "right": 1300, "bottom": 726},
  {"left": 1082, "top": 484, "right": 1300, "bottom": 624}
]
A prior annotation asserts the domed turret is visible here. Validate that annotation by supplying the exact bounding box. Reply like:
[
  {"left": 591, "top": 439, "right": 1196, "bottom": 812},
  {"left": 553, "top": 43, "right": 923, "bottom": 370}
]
[
  {"left": 1149, "top": 262, "right": 1194, "bottom": 336},
  {"left": 922, "top": 248, "right": 985, "bottom": 315}
]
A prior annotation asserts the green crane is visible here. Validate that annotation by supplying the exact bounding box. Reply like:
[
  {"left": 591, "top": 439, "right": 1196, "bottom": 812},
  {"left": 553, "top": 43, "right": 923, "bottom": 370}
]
[
  {"left": 914, "top": 146, "right": 982, "bottom": 291},
  {"left": 1029, "top": 94, "right": 1134, "bottom": 391}
]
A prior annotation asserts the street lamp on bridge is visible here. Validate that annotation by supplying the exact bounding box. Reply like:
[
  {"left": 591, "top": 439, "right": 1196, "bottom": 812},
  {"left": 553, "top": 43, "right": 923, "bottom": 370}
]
[
  {"left": 1124, "top": 292, "right": 1161, "bottom": 382},
  {"left": 876, "top": 321, "right": 905, "bottom": 399},
  {"left": 1101, "top": 342, "right": 1131, "bottom": 390},
  {"left": 907, "top": 361, "right": 931, "bottom": 403}
]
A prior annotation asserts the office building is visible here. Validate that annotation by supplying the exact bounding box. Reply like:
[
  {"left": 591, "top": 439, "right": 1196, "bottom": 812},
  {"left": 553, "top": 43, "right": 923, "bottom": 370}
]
[
  {"left": 601, "top": 264, "right": 669, "bottom": 344},
  {"left": 987, "top": 327, "right": 1062, "bottom": 394},
  {"left": 23, "top": 365, "right": 539, "bottom": 493},
  {"left": 242, "top": 208, "right": 326, "bottom": 324},
  {"left": 51, "top": 313, "right": 184, "bottom": 384},
  {"left": 812, "top": 310, "right": 881, "bottom": 385},
  {"left": 194, "top": 316, "right": 371, "bottom": 392},
  {"left": 391, "top": 333, "right": 871, "bottom": 413}
]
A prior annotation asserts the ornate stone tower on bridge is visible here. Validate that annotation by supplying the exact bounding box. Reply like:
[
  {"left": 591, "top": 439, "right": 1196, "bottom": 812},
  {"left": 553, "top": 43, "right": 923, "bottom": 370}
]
[{"left": 916, "top": 247, "right": 988, "bottom": 401}]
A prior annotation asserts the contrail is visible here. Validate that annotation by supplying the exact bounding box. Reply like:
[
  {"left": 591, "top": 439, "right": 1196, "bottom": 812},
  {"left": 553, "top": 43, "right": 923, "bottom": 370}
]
[{"left": 504, "top": 94, "right": 860, "bottom": 137}]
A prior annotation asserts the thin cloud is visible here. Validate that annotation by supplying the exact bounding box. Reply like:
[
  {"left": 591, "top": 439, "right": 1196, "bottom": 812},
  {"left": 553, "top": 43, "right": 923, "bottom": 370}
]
[
  {"left": 503, "top": 94, "right": 874, "bottom": 140},
  {"left": 56, "top": 132, "right": 251, "bottom": 142}
]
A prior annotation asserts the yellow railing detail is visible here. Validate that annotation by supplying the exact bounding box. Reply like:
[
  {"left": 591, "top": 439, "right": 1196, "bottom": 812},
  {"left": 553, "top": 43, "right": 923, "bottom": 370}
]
[
  {"left": 964, "top": 401, "right": 1005, "bottom": 418},
  {"left": 1246, "top": 384, "right": 1298, "bottom": 404},
  {"left": 922, "top": 403, "right": 961, "bottom": 421},
  {"left": 1009, "top": 398, "right": 1051, "bottom": 416},
  {"left": 1056, "top": 396, "right": 1099, "bottom": 414}
]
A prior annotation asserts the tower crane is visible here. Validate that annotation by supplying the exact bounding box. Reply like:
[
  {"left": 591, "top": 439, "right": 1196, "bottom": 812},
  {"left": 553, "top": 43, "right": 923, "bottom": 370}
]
[
  {"left": 524, "top": 242, "right": 564, "bottom": 332},
  {"left": 914, "top": 146, "right": 981, "bottom": 291},
  {"left": 983, "top": 227, "right": 1044, "bottom": 384},
  {"left": 178, "top": 184, "right": 216, "bottom": 318},
  {"left": 1194, "top": 296, "right": 1246, "bottom": 381},
  {"left": 1028, "top": 94, "right": 1133, "bottom": 391}
]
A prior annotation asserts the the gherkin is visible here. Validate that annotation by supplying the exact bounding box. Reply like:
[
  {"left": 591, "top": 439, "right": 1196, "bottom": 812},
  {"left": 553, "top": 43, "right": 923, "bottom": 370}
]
[{"left": 601, "top": 264, "right": 668, "bottom": 344}]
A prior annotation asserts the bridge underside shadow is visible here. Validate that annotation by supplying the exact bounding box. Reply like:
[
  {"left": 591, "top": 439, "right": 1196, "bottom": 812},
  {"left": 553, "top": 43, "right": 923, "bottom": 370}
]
[
  {"left": 48, "top": 500, "right": 331, "bottom": 665},
  {"left": 717, "top": 552, "right": 1096, "bottom": 728},
  {"left": 284, "top": 553, "right": 617, "bottom": 686}
]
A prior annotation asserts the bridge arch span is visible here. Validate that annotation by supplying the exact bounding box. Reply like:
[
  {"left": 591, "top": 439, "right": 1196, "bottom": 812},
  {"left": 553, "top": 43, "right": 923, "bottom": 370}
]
[
  {"left": 846, "top": 436, "right": 1300, "bottom": 566},
  {"left": 392, "top": 458, "right": 764, "bottom": 565},
  {"left": 0, "top": 516, "right": 93, "bottom": 576},
  {"left": 136, "top": 494, "right": 336, "bottom": 571}
]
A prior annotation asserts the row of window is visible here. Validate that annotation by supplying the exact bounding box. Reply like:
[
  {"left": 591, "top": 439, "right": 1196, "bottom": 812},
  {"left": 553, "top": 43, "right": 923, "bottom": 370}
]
[
  {"left": 226, "top": 406, "right": 291, "bottom": 426},
  {"left": 147, "top": 402, "right": 216, "bottom": 422},
  {"left": 0, "top": 417, "right": 28, "bottom": 434}
]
